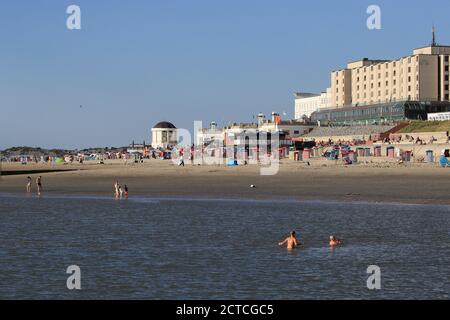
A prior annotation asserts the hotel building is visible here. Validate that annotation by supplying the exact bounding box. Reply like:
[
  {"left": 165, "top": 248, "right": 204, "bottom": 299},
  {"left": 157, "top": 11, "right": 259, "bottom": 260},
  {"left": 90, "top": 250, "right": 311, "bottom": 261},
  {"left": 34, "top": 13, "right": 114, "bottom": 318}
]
[
  {"left": 307, "top": 31, "right": 450, "bottom": 125},
  {"left": 330, "top": 34, "right": 450, "bottom": 108}
]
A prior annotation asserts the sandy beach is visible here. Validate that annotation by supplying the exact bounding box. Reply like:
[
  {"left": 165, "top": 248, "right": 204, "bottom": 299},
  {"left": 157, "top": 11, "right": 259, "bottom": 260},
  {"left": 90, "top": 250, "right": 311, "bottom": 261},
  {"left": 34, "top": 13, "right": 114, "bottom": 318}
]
[{"left": 1, "top": 159, "right": 450, "bottom": 204}]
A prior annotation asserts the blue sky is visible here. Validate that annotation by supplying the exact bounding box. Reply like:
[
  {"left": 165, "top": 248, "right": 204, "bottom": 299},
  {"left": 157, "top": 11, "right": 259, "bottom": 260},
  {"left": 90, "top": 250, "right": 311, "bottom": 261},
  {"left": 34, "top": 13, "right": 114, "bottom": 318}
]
[{"left": 1, "top": 0, "right": 449, "bottom": 149}]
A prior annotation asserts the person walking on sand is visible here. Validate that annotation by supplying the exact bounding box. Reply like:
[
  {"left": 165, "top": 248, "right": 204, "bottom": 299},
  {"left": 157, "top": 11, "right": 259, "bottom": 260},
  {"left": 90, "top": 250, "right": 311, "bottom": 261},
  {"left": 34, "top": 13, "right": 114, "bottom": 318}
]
[
  {"left": 26, "top": 176, "right": 32, "bottom": 193},
  {"left": 36, "top": 176, "right": 42, "bottom": 196},
  {"left": 278, "top": 231, "right": 301, "bottom": 250},
  {"left": 178, "top": 155, "right": 185, "bottom": 167}
]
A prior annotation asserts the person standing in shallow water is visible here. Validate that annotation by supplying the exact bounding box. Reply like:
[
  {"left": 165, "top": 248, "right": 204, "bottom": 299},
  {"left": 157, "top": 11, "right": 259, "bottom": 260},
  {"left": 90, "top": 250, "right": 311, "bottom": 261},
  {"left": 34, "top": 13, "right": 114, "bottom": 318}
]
[
  {"left": 114, "top": 181, "right": 120, "bottom": 198},
  {"left": 26, "top": 176, "right": 32, "bottom": 193},
  {"left": 278, "top": 231, "right": 301, "bottom": 249},
  {"left": 36, "top": 176, "right": 42, "bottom": 196},
  {"left": 124, "top": 185, "right": 129, "bottom": 198}
]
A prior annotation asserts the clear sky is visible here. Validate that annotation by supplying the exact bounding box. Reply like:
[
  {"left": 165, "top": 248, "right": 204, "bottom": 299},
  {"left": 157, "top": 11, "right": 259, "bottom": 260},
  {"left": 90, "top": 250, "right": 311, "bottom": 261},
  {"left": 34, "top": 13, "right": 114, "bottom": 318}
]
[{"left": 1, "top": 0, "right": 449, "bottom": 149}]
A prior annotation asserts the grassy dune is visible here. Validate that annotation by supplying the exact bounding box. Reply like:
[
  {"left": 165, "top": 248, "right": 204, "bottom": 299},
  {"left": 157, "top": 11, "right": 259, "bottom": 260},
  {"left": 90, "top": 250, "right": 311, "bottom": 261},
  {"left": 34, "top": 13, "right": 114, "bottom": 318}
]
[{"left": 398, "top": 121, "right": 450, "bottom": 133}]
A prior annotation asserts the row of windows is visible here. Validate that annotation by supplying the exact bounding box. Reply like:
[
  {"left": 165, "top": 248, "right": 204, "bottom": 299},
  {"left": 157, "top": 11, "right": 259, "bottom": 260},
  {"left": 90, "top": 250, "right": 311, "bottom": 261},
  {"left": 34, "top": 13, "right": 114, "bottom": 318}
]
[
  {"left": 337, "top": 69, "right": 420, "bottom": 86},
  {"left": 355, "top": 79, "right": 416, "bottom": 90},
  {"left": 311, "top": 102, "right": 432, "bottom": 122},
  {"left": 355, "top": 57, "right": 419, "bottom": 74},
  {"left": 314, "top": 105, "right": 406, "bottom": 121}
]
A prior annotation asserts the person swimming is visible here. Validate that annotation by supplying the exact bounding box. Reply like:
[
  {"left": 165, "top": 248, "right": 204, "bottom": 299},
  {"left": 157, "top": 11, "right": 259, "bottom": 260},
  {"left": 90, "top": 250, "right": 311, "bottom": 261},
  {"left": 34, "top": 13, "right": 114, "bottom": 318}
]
[
  {"left": 329, "top": 235, "right": 343, "bottom": 247},
  {"left": 278, "top": 231, "right": 301, "bottom": 249},
  {"left": 124, "top": 185, "right": 129, "bottom": 198}
]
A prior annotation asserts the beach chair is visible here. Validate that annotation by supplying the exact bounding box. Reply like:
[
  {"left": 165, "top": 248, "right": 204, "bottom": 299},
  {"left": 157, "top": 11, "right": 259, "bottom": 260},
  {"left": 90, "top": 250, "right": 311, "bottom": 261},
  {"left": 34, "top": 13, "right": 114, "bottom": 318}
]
[{"left": 439, "top": 156, "right": 449, "bottom": 168}]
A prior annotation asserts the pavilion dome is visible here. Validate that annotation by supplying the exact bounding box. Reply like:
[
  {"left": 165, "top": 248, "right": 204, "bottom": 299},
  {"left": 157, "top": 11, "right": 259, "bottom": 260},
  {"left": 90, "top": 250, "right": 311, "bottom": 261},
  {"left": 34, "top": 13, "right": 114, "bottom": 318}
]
[{"left": 153, "top": 121, "right": 176, "bottom": 129}]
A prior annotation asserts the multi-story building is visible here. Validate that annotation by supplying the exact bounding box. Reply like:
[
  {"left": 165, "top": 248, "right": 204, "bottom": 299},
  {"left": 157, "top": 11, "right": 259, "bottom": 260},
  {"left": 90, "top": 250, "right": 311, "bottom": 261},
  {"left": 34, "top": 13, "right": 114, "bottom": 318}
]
[
  {"left": 294, "top": 89, "right": 331, "bottom": 119},
  {"left": 329, "top": 32, "right": 450, "bottom": 108}
]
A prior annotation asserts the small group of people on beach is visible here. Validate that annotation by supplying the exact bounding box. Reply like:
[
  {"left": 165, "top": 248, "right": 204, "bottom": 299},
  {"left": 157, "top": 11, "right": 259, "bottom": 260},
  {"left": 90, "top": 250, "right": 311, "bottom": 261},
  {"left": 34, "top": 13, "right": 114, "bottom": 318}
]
[
  {"left": 26, "top": 176, "right": 43, "bottom": 196},
  {"left": 278, "top": 231, "right": 343, "bottom": 250},
  {"left": 114, "top": 181, "right": 129, "bottom": 198}
]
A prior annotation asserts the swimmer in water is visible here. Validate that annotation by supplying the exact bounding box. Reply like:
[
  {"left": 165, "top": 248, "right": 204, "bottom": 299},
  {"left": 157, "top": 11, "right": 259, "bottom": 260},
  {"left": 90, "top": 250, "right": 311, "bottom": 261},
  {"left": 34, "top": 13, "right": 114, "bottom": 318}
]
[
  {"left": 329, "top": 235, "right": 343, "bottom": 247},
  {"left": 124, "top": 185, "right": 129, "bottom": 198},
  {"left": 278, "top": 231, "right": 301, "bottom": 249}
]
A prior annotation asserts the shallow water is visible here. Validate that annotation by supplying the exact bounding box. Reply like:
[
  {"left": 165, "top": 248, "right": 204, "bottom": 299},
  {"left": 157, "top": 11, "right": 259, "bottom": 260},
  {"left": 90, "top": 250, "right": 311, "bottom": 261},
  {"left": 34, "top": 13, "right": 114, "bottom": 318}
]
[{"left": 0, "top": 193, "right": 450, "bottom": 299}]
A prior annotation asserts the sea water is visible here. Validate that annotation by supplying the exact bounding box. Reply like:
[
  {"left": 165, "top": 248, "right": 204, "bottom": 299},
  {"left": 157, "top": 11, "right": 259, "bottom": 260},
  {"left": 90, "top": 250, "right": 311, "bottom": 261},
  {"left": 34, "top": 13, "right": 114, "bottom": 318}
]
[{"left": 0, "top": 193, "right": 450, "bottom": 299}]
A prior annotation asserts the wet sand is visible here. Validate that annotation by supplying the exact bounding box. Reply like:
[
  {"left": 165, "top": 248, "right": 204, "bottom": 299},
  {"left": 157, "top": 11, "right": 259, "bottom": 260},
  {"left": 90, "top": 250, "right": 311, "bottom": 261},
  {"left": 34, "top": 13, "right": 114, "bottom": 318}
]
[{"left": 1, "top": 159, "right": 450, "bottom": 204}]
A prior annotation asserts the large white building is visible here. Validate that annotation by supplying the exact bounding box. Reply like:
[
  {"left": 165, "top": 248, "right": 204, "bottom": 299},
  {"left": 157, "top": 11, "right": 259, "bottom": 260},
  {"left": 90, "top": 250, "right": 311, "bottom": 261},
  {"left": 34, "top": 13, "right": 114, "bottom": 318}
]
[
  {"left": 294, "top": 89, "right": 331, "bottom": 119},
  {"left": 196, "top": 113, "right": 314, "bottom": 147}
]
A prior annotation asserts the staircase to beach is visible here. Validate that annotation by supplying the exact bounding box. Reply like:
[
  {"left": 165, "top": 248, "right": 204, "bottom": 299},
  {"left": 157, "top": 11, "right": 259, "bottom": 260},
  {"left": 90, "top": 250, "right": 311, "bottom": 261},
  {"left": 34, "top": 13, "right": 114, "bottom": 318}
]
[{"left": 380, "top": 122, "right": 410, "bottom": 139}]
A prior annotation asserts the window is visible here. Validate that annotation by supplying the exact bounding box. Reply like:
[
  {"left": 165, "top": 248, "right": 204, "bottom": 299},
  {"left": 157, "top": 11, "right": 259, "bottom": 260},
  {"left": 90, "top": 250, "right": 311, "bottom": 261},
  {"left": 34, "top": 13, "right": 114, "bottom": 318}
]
[
  {"left": 408, "top": 86, "right": 411, "bottom": 92},
  {"left": 394, "top": 71, "right": 397, "bottom": 76},
  {"left": 294, "top": 130, "right": 300, "bottom": 135},
  {"left": 445, "top": 75, "right": 449, "bottom": 81},
  {"left": 386, "top": 81, "right": 389, "bottom": 86},
  {"left": 408, "top": 67, "right": 411, "bottom": 73},
  {"left": 378, "top": 82, "right": 381, "bottom": 88},
  {"left": 445, "top": 56, "right": 449, "bottom": 62},
  {"left": 408, "top": 76, "right": 411, "bottom": 82}
]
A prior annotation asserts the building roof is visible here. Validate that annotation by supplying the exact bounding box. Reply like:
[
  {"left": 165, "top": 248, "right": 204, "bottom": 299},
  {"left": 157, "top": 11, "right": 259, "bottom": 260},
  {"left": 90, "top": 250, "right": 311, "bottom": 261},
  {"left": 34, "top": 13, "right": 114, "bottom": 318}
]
[
  {"left": 294, "top": 92, "right": 320, "bottom": 99},
  {"left": 153, "top": 121, "right": 176, "bottom": 129}
]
